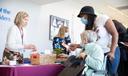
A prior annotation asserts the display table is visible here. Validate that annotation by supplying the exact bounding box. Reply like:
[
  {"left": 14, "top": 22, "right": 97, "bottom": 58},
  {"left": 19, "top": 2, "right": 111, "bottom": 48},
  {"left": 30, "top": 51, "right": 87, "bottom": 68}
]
[{"left": 0, "top": 64, "right": 64, "bottom": 76}]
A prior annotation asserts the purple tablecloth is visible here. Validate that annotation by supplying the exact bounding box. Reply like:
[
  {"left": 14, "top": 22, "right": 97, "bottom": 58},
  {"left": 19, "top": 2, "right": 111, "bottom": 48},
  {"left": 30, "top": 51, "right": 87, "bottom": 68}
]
[{"left": 0, "top": 64, "right": 64, "bottom": 76}]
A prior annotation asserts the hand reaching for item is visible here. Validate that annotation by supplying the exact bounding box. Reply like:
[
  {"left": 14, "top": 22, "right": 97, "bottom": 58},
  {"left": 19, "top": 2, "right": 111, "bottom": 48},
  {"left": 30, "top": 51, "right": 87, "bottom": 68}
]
[
  {"left": 24, "top": 44, "right": 37, "bottom": 51},
  {"left": 79, "top": 52, "right": 87, "bottom": 59},
  {"left": 69, "top": 44, "right": 78, "bottom": 51}
]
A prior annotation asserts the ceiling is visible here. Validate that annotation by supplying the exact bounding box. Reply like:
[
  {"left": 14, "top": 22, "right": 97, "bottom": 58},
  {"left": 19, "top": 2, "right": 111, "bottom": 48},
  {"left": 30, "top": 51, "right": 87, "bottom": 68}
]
[
  {"left": 26, "top": 0, "right": 128, "bottom": 15},
  {"left": 106, "top": 0, "right": 128, "bottom": 15},
  {"left": 25, "top": 0, "right": 64, "bottom": 5}
]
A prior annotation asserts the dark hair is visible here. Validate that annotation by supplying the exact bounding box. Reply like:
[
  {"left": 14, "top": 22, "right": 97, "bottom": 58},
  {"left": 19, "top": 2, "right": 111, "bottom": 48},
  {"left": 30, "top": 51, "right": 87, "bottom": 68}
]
[
  {"left": 112, "top": 20, "right": 127, "bottom": 34},
  {"left": 112, "top": 20, "right": 127, "bottom": 42},
  {"left": 85, "top": 14, "right": 96, "bottom": 30}
]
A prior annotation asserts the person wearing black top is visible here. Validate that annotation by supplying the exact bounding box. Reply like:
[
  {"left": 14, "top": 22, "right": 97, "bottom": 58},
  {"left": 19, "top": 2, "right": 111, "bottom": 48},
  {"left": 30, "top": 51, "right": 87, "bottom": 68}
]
[{"left": 113, "top": 20, "right": 128, "bottom": 76}]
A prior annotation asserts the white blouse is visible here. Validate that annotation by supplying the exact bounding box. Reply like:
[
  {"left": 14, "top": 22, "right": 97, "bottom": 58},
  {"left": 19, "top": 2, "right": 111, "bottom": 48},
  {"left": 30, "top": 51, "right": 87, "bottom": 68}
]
[
  {"left": 95, "top": 15, "right": 111, "bottom": 53},
  {"left": 5, "top": 25, "right": 28, "bottom": 52}
]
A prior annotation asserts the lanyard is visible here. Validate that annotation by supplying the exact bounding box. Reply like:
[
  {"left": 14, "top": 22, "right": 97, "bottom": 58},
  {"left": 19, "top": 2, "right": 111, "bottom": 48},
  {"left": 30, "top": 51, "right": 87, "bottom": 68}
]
[{"left": 19, "top": 28, "right": 24, "bottom": 45}]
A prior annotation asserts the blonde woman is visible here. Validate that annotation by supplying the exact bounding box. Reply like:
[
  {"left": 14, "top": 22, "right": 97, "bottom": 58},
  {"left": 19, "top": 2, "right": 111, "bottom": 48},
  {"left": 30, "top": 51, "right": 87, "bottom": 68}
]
[
  {"left": 53, "top": 26, "right": 70, "bottom": 54},
  {"left": 3, "top": 11, "right": 37, "bottom": 64}
]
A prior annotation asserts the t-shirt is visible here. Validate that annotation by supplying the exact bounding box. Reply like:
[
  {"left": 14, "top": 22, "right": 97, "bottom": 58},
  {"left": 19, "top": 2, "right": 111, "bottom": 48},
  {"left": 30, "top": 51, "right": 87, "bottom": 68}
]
[
  {"left": 5, "top": 25, "right": 28, "bottom": 52},
  {"left": 95, "top": 15, "right": 111, "bottom": 53}
]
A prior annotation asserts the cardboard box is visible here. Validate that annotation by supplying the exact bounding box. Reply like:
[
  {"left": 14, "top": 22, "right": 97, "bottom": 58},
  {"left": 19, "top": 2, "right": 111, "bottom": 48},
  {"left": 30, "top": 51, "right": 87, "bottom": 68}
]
[
  {"left": 30, "top": 53, "right": 40, "bottom": 65},
  {"left": 40, "top": 54, "right": 56, "bottom": 64}
]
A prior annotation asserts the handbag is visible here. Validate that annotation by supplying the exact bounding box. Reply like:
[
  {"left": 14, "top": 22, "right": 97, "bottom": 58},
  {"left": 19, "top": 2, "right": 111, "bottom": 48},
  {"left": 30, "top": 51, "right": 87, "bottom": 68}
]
[
  {"left": 2, "top": 48, "right": 23, "bottom": 64},
  {"left": 58, "top": 55, "right": 85, "bottom": 76}
]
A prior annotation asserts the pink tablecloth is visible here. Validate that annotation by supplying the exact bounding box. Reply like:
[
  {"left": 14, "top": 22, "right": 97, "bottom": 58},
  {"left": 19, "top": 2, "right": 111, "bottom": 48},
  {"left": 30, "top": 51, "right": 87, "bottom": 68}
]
[{"left": 0, "top": 64, "right": 64, "bottom": 76}]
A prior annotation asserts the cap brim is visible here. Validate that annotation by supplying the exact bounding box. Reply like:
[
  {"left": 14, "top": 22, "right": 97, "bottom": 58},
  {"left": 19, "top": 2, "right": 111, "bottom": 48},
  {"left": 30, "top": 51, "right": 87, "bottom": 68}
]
[{"left": 77, "top": 12, "right": 96, "bottom": 18}]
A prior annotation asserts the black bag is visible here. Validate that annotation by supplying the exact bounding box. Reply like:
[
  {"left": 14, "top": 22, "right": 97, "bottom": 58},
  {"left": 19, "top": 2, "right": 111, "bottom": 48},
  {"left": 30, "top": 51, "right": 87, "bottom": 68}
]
[{"left": 58, "top": 55, "right": 85, "bottom": 76}]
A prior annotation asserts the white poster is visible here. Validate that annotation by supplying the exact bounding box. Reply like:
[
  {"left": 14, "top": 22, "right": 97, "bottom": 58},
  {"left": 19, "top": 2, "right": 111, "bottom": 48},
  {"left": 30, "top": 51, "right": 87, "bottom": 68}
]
[{"left": 0, "top": 7, "right": 11, "bottom": 62}]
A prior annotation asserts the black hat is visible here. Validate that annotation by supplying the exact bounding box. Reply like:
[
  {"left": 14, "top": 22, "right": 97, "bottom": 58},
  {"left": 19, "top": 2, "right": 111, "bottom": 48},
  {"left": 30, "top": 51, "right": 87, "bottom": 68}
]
[{"left": 77, "top": 6, "right": 96, "bottom": 17}]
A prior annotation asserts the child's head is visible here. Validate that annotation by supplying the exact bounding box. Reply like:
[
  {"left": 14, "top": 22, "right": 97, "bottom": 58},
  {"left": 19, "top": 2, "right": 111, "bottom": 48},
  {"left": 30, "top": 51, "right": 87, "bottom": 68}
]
[{"left": 81, "top": 30, "right": 98, "bottom": 44}]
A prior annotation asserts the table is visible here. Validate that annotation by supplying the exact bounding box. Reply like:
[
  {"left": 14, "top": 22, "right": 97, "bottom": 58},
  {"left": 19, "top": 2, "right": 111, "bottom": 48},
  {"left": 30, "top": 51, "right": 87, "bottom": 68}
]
[{"left": 0, "top": 64, "right": 64, "bottom": 76}]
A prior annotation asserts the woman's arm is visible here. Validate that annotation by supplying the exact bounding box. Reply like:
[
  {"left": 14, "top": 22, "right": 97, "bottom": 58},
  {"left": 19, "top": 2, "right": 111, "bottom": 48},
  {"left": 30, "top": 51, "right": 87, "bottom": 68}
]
[
  {"left": 69, "top": 44, "right": 81, "bottom": 51},
  {"left": 105, "top": 19, "right": 118, "bottom": 60}
]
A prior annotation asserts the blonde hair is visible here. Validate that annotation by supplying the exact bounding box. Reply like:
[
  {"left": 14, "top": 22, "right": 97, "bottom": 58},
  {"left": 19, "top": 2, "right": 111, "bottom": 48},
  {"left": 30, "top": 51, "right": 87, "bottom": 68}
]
[
  {"left": 65, "top": 26, "right": 69, "bottom": 32},
  {"left": 14, "top": 11, "right": 29, "bottom": 26},
  {"left": 81, "top": 30, "right": 98, "bottom": 43},
  {"left": 57, "top": 26, "right": 67, "bottom": 38}
]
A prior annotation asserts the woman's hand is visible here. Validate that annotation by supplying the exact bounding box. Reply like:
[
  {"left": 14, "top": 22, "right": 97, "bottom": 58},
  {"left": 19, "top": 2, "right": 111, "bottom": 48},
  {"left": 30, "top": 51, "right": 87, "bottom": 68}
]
[
  {"left": 107, "top": 51, "right": 115, "bottom": 61},
  {"left": 58, "top": 53, "right": 68, "bottom": 58},
  {"left": 79, "top": 52, "right": 87, "bottom": 59},
  {"left": 69, "top": 44, "right": 79, "bottom": 51},
  {"left": 24, "top": 44, "right": 37, "bottom": 51}
]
